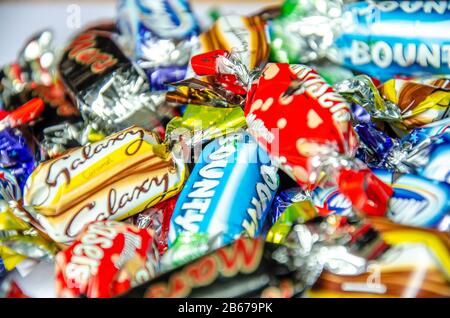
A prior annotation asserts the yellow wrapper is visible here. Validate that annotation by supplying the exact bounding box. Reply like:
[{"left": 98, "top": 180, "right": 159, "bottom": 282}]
[
  {"left": 22, "top": 126, "right": 187, "bottom": 244},
  {"left": 379, "top": 78, "right": 450, "bottom": 136},
  {"left": 166, "top": 104, "right": 246, "bottom": 146},
  {"left": 0, "top": 201, "right": 59, "bottom": 270}
]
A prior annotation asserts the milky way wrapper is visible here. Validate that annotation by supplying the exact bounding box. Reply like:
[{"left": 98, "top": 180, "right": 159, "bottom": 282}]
[
  {"left": 185, "top": 15, "right": 270, "bottom": 81},
  {"left": 117, "top": 0, "right": 199, "bottom": 65},
  {"left": 22, "top": 126, "right": 187, "bottom": 244},
  {"left": 304, "top": 169, "right": 450, "bottom": 232}
]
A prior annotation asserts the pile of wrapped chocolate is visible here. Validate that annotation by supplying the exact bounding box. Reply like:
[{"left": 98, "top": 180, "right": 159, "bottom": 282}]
[{"left": 0, "top": 0, "right": 449, "bottom": 298}]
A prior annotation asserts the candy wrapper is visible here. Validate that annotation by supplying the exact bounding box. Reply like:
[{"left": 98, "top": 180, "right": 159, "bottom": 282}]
[
  {"left": 131, "top": 195, "right": 178, "bottom": 255},
  {"left": 0, "top": 30, "right": 55, "bottom": 108},
  {"left": 0, "top": 31, "right": 81, "bottom": 141},
  {"left": 290, "top": 169, "right": 450, "bottom": 232},
  {"left": 378, "top": 77, "right": 450, "bottom": 135},
  {"left": 22, "top": 126, "right": 186, "bottom": 243},
  {"left": 0, "top": 200, "right": 59, "bottom": 271},
  {"left": 165, "top": 132, "right": 279, "bottom": 268},
  {"left": 56, "top": 221, "right": 159, "bottom": 298},
  {"left": 374, "top": 169, "right": 450, "bottom": 232},
  {"left": 308, "top": 217, "right": 450, "bottom": 298},
  {"left": 0, "top": 128, "right": 37, "bottom": 193},
  {"left": 166, "top": 12, "right": 271, "bottom": 108},
  {"left": 121, "top": 214, "right": 388, "bottom": 298},
  {"left": 177, "top": 50, "right": 394, "bottom": 217},
  {"left": 266, "top": 191, "right": 317, "bottom": 245},
  {"left": 185, "top": 14, "right": 270, "bottom": 82},
  {"left": 59, "top": 30, "right": 176, "bottom": 135},
  {"left": 165, "top": 103, "right": 246, "bottom": 153},
  {"left": 117, "top": 0, "right": 200, "bottom": 91},
  {"left": 117, "top": 1, "right": 199, "bottom": 63},
  {"left": 335, "top": 75, "right": 450, "bottom": 136},
  {"left": 40, "top": 121, "right": 106, "bottom": 159},
  {"left": 270, "top": 0, "right": 450, "bottom": 80},
  {"left": 355, "top": 119, "right": 450, "bottom": 183}
]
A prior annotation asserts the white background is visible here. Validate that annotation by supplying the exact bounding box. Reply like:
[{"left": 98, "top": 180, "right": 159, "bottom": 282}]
[{"left": 0, "top": 0, "right": 280, "bottom": 65}]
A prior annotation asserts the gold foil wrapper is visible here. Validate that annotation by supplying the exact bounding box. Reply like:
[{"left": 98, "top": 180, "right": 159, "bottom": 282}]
[{"left": 379, "top": 78, "right": 450, "bottom": 136}]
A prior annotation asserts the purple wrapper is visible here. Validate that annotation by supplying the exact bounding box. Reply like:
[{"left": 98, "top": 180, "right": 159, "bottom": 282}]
[
  {"left": 144, "top": 65, "right": 187, "bottom": 92},
  {"left": 0, "top": 128, "right": 35, "bottom": 193}
]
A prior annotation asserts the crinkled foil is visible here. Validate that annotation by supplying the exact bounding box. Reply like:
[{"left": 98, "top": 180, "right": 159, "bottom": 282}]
[
  {"left": 41, "top": 121, "right": 105, "bottom": 158},
  {"left": 0, "top": 201, "right": 58, "bottom": 271},
  {"left": 381, "top": 135, "right": 440, "bottom": 174},
  {"left": 77, "top": 66, "right": 169, "bottom": 134},
  {"left": 270, "top": 214, "right": 386, "bottom": 294},
  {"left": 270, "top": 0, "right": 346, "bottom": 63},
  {"left": 334, "top": 75, "right": 402, "bottom": 122}
]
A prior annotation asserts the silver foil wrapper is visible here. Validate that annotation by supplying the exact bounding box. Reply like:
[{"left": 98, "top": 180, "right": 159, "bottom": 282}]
[
  {"left": 59, "top": 30, "right": 175, "bottom": 135},
  {"left": 334, "top": 75, "right": 402, "bottom": 122},
  {"left": 78, "top": 66, "right": 167, "bottom": 133},
  {"left": 270, "top": 0, "right": 346, "bottom": 63},
  {"left": 271, "top": 214, "right": 385, "bottom": 294}
]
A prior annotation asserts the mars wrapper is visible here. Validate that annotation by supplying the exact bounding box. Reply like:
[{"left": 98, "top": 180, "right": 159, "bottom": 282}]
[{"left": 22, "top": 126, "right": 186, "bottom": 243}]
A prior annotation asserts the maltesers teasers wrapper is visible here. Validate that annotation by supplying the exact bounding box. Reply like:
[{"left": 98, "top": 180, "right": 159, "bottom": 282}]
[
  {"left": 247, "top": 64, "right": 393, "bottom": 215},
  {"left": 22, "top": 126, "right": 186, "bottom": 244},
  {"left": 56, "top": 220, "right": 159, "bottom": 298}
]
